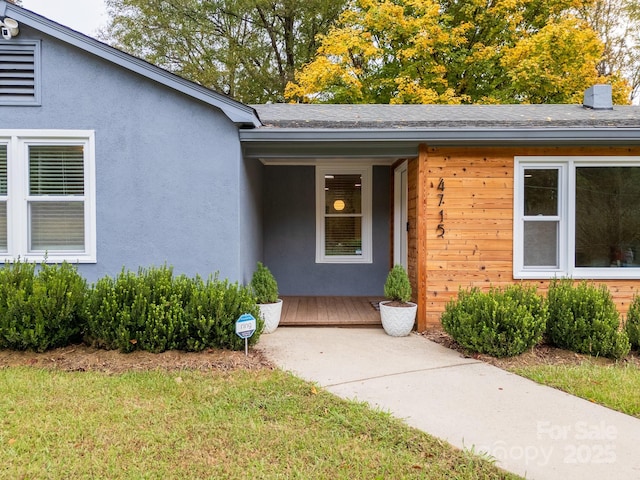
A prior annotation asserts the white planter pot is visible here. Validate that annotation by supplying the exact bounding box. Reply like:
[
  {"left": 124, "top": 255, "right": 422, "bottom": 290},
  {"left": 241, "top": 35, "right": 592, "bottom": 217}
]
[
  {"left": 258, "top": 299, "right": 283, "bottom": 334},
  {"left": 379, "top": 300, "right": 417, "bottom": 337}
]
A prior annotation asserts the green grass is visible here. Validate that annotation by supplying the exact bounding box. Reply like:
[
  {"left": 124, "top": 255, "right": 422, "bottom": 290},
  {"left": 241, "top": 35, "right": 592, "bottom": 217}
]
[
  {"left": 0, "top": 367, "right": 519, "bottom": 479},
  {"left": 513, "top": 362, "right": 640, "bottom": 418}
]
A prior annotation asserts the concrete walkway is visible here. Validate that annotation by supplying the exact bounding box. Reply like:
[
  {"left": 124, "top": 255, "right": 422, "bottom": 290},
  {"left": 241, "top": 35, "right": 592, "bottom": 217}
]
[{"left": 257, "top": 327, "right": 640, "bottom": 480}]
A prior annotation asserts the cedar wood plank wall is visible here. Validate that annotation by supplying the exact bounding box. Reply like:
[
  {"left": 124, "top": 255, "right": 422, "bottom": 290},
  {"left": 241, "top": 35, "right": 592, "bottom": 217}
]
[{"left": 408, "top": 145, "right": 640, "bottom": 330}]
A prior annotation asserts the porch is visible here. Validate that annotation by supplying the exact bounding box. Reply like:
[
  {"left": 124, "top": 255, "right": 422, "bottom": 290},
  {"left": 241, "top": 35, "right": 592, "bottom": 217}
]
[{"left": 279, "top": 296, "right": 384, "bottom": 326}]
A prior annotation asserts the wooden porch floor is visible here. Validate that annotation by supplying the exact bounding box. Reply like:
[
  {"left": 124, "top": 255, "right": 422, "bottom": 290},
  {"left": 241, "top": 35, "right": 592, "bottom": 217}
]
[{"left": 280, "top": 296, "right": 384, "bottom": 326}]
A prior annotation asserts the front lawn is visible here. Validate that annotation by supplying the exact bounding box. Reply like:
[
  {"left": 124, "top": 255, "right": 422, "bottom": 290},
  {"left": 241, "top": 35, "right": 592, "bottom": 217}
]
[
  {"left": 513, "top": 361, "right": 640, "bottom": 418},
  {"left": 425, "top": 329, "right": 640, "bottom": 419},
  {"left": 0, "top": 367, "right": 519, "bottom": 479}
]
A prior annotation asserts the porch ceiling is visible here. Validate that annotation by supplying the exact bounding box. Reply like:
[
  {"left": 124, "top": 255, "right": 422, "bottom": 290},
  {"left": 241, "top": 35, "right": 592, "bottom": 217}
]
[{"left": 243, "top": 137, "right": 416, "bottom": 164}]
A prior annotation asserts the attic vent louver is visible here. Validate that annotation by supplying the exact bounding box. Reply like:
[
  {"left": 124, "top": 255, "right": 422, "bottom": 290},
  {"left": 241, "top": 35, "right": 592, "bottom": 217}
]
[
  {"left": 0, "top": 42, "right": 39, "bottom": 105},
  {"left": 583, "top": 84, "right": 613, "bottom": 110}
]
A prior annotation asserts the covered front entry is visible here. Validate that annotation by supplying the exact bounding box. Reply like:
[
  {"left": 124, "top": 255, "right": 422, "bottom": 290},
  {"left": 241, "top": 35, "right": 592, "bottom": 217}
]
[
  {"left": 241, "top": 104, "right": 426, "bottom": 327},
  {"left": 262, "top": 163, "right": 393, "bottom": 306},
  {"left": 279, "top": 296, "right": 385, "bottom": 326}
]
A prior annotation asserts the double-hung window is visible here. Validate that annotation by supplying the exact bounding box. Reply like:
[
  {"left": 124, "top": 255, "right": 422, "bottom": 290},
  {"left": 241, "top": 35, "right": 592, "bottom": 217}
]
[
  {"left": 0, "top": 131, "right": 96, "bottom": 263},
  {"left": 316, "top": 165, "right": 372, "bottom": 263},
  {"left": 515, "top": 156, "right": 640, "bottom": 279}
]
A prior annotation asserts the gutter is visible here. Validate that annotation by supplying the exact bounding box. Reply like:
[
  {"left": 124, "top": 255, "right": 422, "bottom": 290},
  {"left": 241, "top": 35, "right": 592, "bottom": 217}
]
[{"left": 239, "top": 127, "right": 640, "bottom": 145}]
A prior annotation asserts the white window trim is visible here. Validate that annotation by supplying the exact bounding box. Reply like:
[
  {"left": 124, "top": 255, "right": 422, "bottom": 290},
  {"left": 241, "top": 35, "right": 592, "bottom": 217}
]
[
  {"left": 514, "top": 156, "right": 640, "bottom": 279},
  {"left": 0, "top": 130, "right": 96, "bottom": 264},
  {"left": 316, "top": 165, "right": 372, "bottom": 264}
]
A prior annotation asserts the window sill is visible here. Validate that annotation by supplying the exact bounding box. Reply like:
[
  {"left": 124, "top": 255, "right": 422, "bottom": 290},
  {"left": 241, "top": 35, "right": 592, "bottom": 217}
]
[
  {"left": 316, "top": 255, "right": 373, "bottom": 264},
  {"left": 515, "top": 268, "right": 640, "bottom": 280},
  {"left": 0, "top": 254, "right": 97, "bottom": 264}
]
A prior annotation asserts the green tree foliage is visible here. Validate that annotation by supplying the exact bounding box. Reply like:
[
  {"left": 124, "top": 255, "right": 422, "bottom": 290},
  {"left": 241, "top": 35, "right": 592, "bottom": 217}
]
[
  {"left": 286, "top": 0, "right": 631, "bottom": 104},
  {"left": 102, "top": 0, "right": 347, "bottom": 103}
]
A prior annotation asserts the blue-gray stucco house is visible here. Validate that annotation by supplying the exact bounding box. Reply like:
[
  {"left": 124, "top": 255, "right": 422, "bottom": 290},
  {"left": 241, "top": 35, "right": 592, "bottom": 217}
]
[
  {"left": 0, "top": 1, "right": 396, "bottom": 297},
  {"left": 0, "top": 1, "right": 263, "bottom": 286},
  {"left": 4, "top": 1, "right": 640, "bottom": 330}
]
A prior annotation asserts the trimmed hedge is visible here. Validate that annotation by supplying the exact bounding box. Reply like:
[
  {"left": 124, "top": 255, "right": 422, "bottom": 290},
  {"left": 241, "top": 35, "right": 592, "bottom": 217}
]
[
  {"left": 547, "top": 279, "right": 630, "bottom": 359},
  {"left": 0, "top": 260, "right": 87, "bottom": 352},
  {"left": 625, "top": 295, "right": 640, "bottom": 351},
  {"left": 0, "top": 261, "right": 262, "bottom": 353},
  {"left": 85, "top": 266, "right": 263, "bottom": 353},
  {"left": 441, "top": 284, "right": 548, "bottom": 357}
]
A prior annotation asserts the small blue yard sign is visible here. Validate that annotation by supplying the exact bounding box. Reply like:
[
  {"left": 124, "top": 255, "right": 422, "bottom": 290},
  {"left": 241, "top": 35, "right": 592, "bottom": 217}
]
[
  {"left": 236, "top": 313, "right": 257, "bottom": 356},
  {"left": 236, "top": 313, "right": 257, "bottom": 339}
]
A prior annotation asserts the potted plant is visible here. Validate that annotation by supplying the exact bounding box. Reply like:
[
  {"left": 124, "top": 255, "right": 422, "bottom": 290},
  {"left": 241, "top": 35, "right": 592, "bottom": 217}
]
[
  {"left": 379, "top": 264, "right": 417, "bottom": 336},
  {"left": 250, "top": 262, "right": 283, "bottom": 334}
]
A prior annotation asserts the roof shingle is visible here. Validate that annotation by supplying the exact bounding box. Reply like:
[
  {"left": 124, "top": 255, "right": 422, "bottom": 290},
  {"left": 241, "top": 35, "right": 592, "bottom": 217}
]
[{"left": 252, "top": 103, "right": 640, "bottom": 129}]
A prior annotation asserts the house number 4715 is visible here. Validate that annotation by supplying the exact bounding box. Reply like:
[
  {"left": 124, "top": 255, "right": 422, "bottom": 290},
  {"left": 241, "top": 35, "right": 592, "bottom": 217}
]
[{"left": 436, "top": 178, "right": 445, "bottom": 238}]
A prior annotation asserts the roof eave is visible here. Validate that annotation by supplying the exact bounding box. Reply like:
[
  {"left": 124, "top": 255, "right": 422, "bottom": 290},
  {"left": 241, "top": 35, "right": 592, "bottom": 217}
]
[{"left": 240, "top": 127, "right": 640, "bottom": 159}]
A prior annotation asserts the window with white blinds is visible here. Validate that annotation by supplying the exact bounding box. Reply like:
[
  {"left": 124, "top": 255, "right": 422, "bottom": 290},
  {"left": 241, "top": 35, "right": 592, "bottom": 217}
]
[
  {"left": 0, "top": 41, "right": 40, "bottom": 105},
  {"left": 29, "top": 146, "right": 85, "bottom": 195},
  {"left": 316, "top": 166, "right": 372, "bottom": 264},
  {"left": 28, "top": 146, "right": 85, "bottom": 251},
  {"left": 0, "top": 131, "right": 96, "bottom": 263}
]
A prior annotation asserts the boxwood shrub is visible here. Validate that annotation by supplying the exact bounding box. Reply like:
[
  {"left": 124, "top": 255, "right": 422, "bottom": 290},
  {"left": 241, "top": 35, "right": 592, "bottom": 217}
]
[
  {"left": 441, "top": 284, "right": 547, "bottom": 357},
  {"left": 0, "top": 260, "right": 87, "bottom": 352},
  {"left": 184, "top": 275, "right": 263, "bottom": 351},
  {"left": 625, "top": 295, "right": 640, "bottom": 351},
  {"left": 85, "top": 265, "right": 262, "bottom": 353},
  {"left": 546, "top": 279, "right": 630, "bottom": 359}
]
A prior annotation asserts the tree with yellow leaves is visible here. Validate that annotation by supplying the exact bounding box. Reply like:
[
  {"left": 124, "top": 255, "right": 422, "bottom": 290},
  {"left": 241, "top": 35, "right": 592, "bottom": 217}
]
[{"left": 286, "top": 0, "right": 631, "bottom": 104}]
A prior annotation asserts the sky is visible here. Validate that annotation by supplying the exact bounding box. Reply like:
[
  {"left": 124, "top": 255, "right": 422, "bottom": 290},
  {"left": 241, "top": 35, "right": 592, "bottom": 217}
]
[{"left": 20, "top": 0, "right": 109, "bottom": 37}]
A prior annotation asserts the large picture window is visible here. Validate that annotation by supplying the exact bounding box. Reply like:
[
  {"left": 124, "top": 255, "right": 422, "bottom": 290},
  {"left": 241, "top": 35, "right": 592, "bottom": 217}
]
[
  {"left": 316, "top": 165, "right": 372, "bottom": 263},
  {"left": 515, "top": 157, "right": 640, "bottom": 278},
  {"left": 0, "top": 131, "right": 96, "bottom": 263}
]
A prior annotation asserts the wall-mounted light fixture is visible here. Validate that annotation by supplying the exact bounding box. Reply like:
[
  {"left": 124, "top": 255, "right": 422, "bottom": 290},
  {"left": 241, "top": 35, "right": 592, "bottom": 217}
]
[{"left": 1, "top": 18, "right": 19, "bottom": 40}]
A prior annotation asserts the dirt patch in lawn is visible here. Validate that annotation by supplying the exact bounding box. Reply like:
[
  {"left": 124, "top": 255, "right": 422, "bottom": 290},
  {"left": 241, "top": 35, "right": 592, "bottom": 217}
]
[
  {"left": 421, "top": 328, "right": 640, "bottom": 369},
  {"left": 0, "top": 344, "right": 273, "bottom": 374}
]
